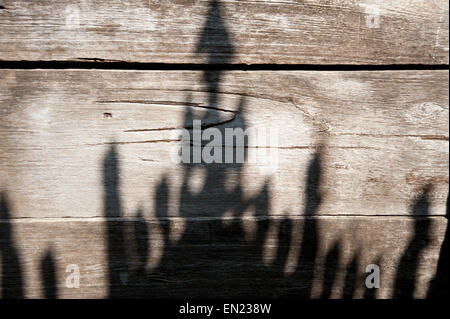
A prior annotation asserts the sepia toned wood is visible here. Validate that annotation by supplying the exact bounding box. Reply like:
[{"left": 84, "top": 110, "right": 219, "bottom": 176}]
[
  {"left": 0, "top": 216, "right": 447, "bottom": 298},
  {"left": 0, "top": 0, "right": 448, "bottom": 301},
  {"left": 0, "top": 69, "right": 448, "bottom": 219},
  {"left": 0, "top": 0, "right": 448, "bottom": 65}
]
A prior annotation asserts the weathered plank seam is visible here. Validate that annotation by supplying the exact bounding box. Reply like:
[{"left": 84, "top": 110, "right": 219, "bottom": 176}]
[
  {"left": 0, "top": 61, "right": 448, "bottom": 70},
  {"left": 1, "top": 215, "right": 448, "bottom": 222}
]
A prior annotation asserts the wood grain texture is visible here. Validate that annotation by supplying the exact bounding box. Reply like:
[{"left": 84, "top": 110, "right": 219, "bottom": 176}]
[
  {"left": 1, "top": 0, "right": 448, "bottom": 301},
  {"left": 0, "top": 0, "right": 448, "bottom": 65},
  {"left": 0, "top": 69, "right": 448, "bottom": 219},
  {"left": 0, "top": 215, "right": 447, "bottom": 298}
]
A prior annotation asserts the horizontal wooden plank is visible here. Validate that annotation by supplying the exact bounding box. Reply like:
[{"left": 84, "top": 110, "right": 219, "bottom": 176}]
[
  {"left": 0, "top": 0, "right": 448, "bottom": 65},
  {"left": 0, "top": 214, "right": 447, "bottom": 298},
  {"left": 0, "top": 70, "right": 448, "bottom": 218}
]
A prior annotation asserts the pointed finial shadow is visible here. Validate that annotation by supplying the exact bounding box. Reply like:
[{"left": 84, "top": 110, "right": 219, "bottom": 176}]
[
  {"left": 393, "top": 185, "right": 432, "bottom": 298},
  {"left": 0, "top": 192, "right": 24, "bottom": 298},
  {"left": 41, "top": 248, "right": 58, "bottom": 299},
  {"left": 196, "top": 0, "right": 234, "bottom": 65},
  {"left": 292, "top": 147, "right": 325, "bottom": 297},
  {"left": 427, "top": 191, "right": 449, "bottom": 298},
  {"left": 196, "top": 0, "right": 235, "bottom": 107},
  {"left": 103, "top": 145, "right": 129, "bottom": 298}
]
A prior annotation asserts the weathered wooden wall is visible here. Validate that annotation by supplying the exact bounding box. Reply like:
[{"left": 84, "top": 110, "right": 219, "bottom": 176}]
[{"left": 0, "top": 0, "right": 448, "bottom": 299}]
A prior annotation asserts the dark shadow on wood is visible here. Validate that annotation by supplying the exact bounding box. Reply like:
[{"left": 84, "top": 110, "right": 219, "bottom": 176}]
[
  {"left": 103, "top": 145, "right": 131, "bottom": 298},
  {"left": 41, "top": 249, "right": 58, "bottom": 299},
  {"left": 343, "top": 253, "right": 359, "bottom": 299},
  {"left": 321, "top": 242, "right": 341, "bottom": 299},
  {"left": 290, "top": 149, "right": 323, "bottom": 297},
  {"left": 0, "top": 192, "right": 24, "bottom": 298},
  {"left": 427, "top": 192, "right": 449, "bottom": 298},
  {"left": 1, "top": 0, "right": 446, "bottom": 300},
  {"left": 393, "top": 185, "right": 432, "bottom": 298},
  {"left": 100, "top": 0, "right": 359, "bottom": 299}
]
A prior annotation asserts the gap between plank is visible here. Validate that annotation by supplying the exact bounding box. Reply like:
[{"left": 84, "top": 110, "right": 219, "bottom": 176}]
[
  {"left": 0, "top": 60, "right": 448, "bottom": 71},
  {"left": 1, "top": 215, "right": 448, "bottom": 223}
]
